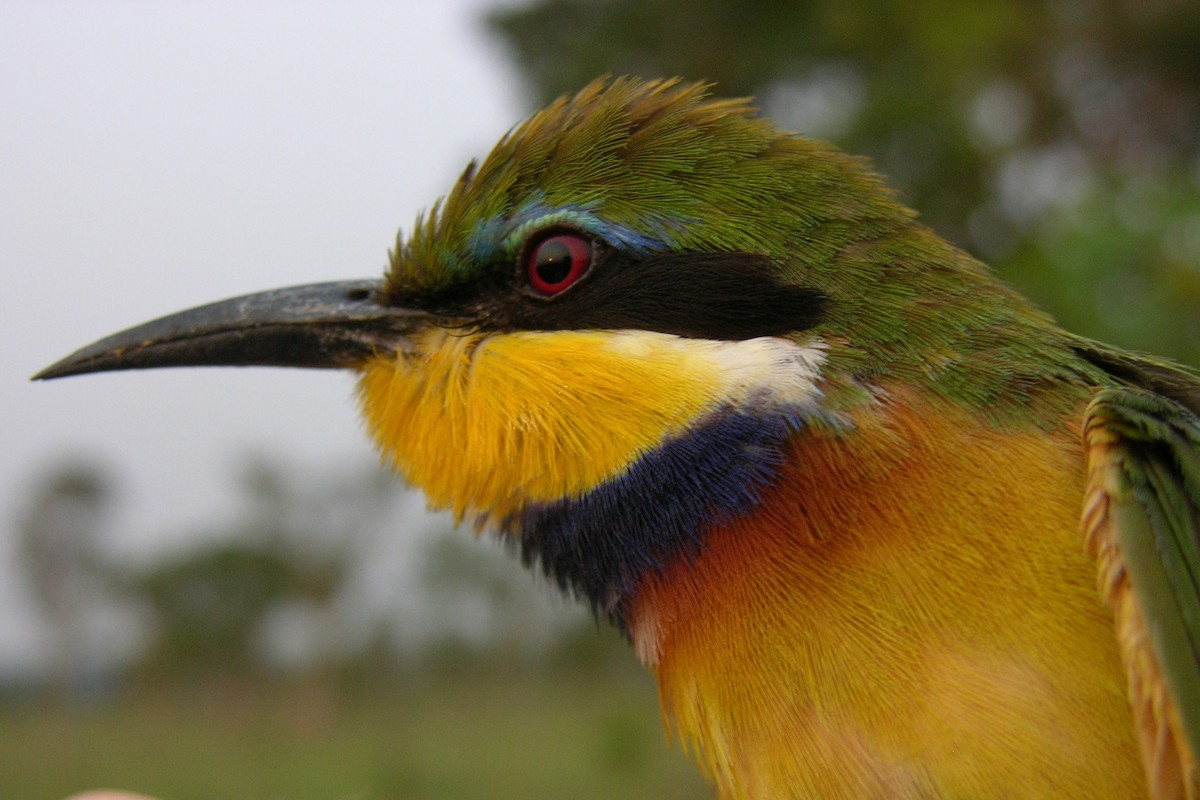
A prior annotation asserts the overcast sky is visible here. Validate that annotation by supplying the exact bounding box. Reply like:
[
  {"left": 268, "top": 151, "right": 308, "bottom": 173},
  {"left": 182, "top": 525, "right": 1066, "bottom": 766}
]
[{"left": 1, "top": 0, "right": 526, "bottom": 674}]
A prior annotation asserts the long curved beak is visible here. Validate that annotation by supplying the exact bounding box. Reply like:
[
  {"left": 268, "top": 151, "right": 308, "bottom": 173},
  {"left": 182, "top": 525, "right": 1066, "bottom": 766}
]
[{"left": 33, "top": 279, "right": 432, "bottom": 380}]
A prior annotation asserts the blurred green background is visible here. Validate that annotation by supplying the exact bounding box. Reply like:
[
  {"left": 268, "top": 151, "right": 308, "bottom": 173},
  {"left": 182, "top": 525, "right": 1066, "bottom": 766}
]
[{"left": 6, "top": 0, "right": 1200, "bottom": 798}]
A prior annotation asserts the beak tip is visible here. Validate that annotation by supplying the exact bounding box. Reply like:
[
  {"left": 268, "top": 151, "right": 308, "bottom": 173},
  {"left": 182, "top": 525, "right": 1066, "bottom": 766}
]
[
  {"left": 32, "top": 362, "right": 83, "bottom": 382},
  {"left": 31, "top": 362, "right": 67, "bottom": 382},
  {"left": 31, "top": 345, "right": 114, "bottom": 381}
]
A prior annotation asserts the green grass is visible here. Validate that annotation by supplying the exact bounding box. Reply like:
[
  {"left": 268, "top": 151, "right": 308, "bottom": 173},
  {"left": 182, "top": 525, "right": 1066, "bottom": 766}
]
[{"left": 0, "top": 664, "right": 711, "bottom": 800}]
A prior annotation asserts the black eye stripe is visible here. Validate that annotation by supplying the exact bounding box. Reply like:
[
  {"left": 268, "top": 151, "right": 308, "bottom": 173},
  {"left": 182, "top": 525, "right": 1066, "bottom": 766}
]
[
  {"left": 390, "top": 250, "right": 826, "bottom": 341},
  {"left": 496, "top": 250, "right": 826, "bottom": 340}
]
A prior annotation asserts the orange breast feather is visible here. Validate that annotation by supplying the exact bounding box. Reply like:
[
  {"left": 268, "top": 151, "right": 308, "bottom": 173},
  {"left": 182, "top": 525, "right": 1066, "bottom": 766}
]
[{"left": 631, "top": 394, "right": 1145, "bottom": 799}]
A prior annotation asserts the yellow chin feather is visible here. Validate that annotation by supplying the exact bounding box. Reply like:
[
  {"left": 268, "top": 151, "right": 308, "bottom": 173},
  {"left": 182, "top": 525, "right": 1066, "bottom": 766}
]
[{"left": 356, "top": 327, "right": 825, "bottom": 521}]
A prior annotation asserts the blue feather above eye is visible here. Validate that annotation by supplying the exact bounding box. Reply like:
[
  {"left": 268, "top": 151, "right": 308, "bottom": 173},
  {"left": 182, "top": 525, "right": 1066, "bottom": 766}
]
[{"left": 462, "top": 197, "right": 680, "bottom": 269}]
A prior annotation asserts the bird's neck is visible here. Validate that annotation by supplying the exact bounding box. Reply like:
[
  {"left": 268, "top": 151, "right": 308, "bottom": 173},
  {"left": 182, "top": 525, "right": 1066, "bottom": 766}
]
[
  {"left": 626, "top": 392, "right": 1146, "bottom": 799},
  {"left": 358, "top": 327, "right": 828, "bottom": 620}
]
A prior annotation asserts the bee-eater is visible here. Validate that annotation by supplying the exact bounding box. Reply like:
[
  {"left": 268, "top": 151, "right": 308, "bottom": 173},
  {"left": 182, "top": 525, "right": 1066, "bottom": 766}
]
[{"left": 36, "top": 77, "right": 1200, "bottom": 799}]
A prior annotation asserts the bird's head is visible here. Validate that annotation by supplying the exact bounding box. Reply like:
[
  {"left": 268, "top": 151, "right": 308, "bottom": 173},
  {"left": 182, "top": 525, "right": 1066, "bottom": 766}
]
[{"left": 37, "top": 77, "right": 1058, "bottom": 617}]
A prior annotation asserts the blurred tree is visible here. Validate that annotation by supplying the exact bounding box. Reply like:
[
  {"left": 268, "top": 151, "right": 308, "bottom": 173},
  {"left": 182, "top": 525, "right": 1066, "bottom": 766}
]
[
  {"left": 488, "top": 0, "right": 1200, "bottom": 365},
  {"left": 416, "top": 535, "right": 589, "bottom": 668},
  {"left": 131, "top": 542, "right": 310, "bottom": 680},
  {"left": 17, "top": 461, "right": 112, "bottom": 702},
  {"left": 125, "top": 457, "right": 403, "bottom": 684}
]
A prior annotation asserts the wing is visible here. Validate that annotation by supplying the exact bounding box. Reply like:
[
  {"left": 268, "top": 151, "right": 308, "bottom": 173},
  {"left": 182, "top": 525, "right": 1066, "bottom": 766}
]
[{"left": 1083, "top": 385, "right": 1200, "bottom": 799}]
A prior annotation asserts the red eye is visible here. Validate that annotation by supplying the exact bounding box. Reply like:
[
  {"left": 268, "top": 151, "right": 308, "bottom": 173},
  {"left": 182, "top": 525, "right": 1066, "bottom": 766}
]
[{"left": 527, "top": 233, "right": 592, "bottom": 295}]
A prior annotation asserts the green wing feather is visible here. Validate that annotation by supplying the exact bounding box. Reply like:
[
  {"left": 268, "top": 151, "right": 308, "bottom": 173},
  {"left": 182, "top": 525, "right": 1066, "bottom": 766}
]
[{"left": 1086, "top": 379, "right": 1200, "bottom": 762}]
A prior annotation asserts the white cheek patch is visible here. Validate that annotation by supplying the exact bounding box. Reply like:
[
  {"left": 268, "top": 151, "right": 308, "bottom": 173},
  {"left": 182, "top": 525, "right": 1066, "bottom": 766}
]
[{"left": 708, "top": 336, "right": 828, "bottom": 411}]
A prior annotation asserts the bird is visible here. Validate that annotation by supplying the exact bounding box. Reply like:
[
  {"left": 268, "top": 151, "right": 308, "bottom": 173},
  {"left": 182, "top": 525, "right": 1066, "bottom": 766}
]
[{"left": 36, "top": 76, "right": 1200, "bottom": 799}]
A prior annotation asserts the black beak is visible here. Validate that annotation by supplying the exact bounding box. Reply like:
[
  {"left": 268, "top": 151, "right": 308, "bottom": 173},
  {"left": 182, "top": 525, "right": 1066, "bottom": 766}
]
[{"left": 34, "top": 279, "right": 432, "bottom": 380}]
